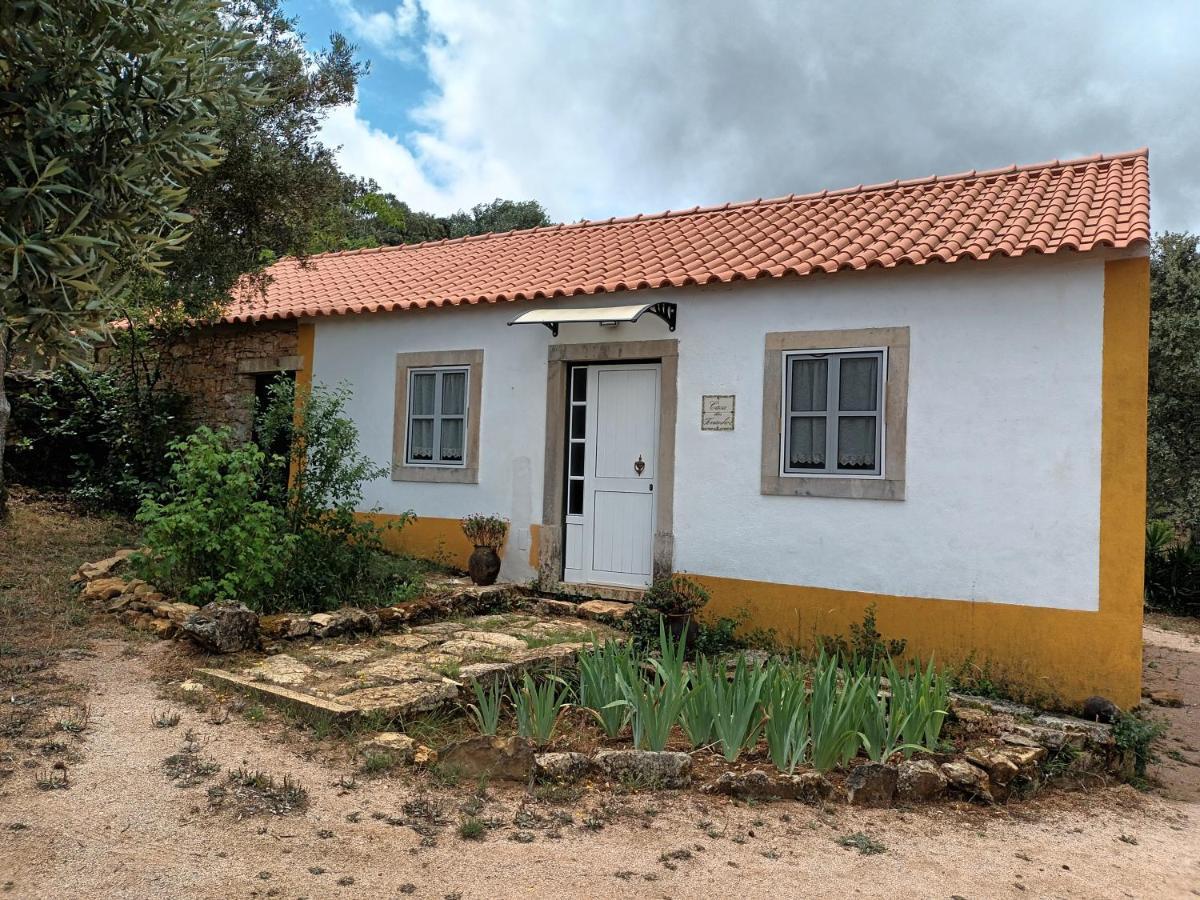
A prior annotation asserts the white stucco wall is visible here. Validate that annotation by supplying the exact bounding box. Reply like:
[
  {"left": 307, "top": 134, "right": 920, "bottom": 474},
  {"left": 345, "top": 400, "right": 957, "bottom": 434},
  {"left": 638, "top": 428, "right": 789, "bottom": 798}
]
[{"left": 311, "top": 252, "right": 1107, "bottom": 611}]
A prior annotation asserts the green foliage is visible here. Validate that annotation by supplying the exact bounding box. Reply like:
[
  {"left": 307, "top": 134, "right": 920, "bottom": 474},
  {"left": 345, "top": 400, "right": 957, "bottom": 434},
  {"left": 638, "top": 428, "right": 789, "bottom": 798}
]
[
  {"left": 618, "top": 622, "right": 690, "bottom": 751},
  {"left": 467, "top": 680, "right": 504, "bottom": 737},
  {"left": 708, "top": 655, "right": 770, "bottom": 763},
  {"left": 1144, "top": 520, "right": 1200, "bottom": 616},
  {"left": 133, "top": 427, "right": 292, "bottom": 604},
  {"left": 885, "top": 657, "right": 951, "bottom": 754},
  {"left": 1148, "top": 233, "right": 1200, "bottom": 538},
  {"left": 511, "top": 672, "right": 570, "bottom": 746},
  {"left": 819, "top": 603, "right": 907, "bottom": 669},
  {"left": 643, "top": 574, "right": 711, "bottom": 616},
  {"left": 808, "top": 651, "right": 868, "bottom": 772},
  {"left": 577, "top": 640, "right": 636, "bottom": 738},
  {"left": 6, "top": 367, "right": 189, "bottom": 511},
  {"left": 255, "top": 377, "right": 413, "bottom": 612},
  {"left": 763, "top": 663, "right": 811, "bottom": 774},
  {"left": 853, "top": 670, "right": 922, "bottom": 763},
  {"left": 460, "top": 514, "right": 509, "bottom": 550},
  {"left": 1112, "top": 711, "right": 1167, "bottom": 781},
  {"left": 678, "top": 656, "right": 718, "bottom": 749}
]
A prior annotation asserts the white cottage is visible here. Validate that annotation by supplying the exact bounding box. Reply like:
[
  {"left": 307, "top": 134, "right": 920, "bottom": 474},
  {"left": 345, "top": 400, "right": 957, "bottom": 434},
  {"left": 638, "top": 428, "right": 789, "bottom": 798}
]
[{"left": 223, "top": 149, "right": 1152, "bottom": 706}]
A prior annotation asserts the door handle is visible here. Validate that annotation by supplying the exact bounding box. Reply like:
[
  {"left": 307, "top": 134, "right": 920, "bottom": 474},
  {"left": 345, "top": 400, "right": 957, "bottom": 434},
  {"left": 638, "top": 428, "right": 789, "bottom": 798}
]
[{"left": 634, "top": 455, "right": 645, "bottom": 476}]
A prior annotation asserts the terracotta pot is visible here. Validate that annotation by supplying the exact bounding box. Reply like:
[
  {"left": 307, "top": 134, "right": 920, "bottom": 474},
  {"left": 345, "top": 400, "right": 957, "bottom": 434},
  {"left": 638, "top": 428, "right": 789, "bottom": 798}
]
[
  {"left": 664, "top": 612, "right": 699, "bottom": 646},
  {"left": 467, "top": 546, "right": 502, "bottom": 586}
]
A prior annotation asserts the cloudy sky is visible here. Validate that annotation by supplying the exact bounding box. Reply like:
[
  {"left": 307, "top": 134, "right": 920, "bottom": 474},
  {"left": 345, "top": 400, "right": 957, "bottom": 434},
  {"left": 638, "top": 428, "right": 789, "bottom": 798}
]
[{"left": 284, "top": 0, "right": 1198, "bottom": 231}]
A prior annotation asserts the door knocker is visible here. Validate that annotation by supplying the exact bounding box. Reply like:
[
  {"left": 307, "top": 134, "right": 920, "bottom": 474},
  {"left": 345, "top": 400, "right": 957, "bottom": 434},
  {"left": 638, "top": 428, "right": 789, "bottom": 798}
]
[{"left": 633, "top": 455, "right": 646, "bottom": 476}]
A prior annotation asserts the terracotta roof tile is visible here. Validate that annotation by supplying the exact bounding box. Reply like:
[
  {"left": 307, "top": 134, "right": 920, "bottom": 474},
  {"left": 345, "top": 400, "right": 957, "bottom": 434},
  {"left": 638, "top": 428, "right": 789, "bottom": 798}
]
[{"left": 223, "top": 149, "right": 1150, "bottom": 324}]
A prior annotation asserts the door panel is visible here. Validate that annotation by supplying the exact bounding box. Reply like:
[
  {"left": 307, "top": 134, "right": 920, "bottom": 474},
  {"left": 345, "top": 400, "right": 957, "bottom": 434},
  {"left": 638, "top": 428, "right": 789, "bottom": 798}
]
[
  {"left": 591, "top": 490, "right": 655, "bottom": 576},
  {"left": 594, "top": 368, "right": 658, "bottom": 479}
]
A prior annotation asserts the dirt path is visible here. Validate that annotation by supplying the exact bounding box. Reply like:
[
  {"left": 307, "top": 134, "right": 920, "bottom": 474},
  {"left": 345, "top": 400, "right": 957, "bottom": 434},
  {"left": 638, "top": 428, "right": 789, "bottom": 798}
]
[{"left": 0, "top": 636, "right": 1197, "bottom": 899}]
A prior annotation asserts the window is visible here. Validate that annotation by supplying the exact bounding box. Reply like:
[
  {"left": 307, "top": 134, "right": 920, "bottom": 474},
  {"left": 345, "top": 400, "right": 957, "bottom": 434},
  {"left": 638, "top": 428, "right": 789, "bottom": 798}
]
[
  {"left": 392, "top": 349, "right": 483, "bottom": 483},
  {"left": 761, "top": 327, "right": 908, "bottom": 500},
  {"left": 783, "top": 350, "right": 884, "bottom": 476},
  {"left": 407, "top": 367, "right": 469, "bottom": 466}
]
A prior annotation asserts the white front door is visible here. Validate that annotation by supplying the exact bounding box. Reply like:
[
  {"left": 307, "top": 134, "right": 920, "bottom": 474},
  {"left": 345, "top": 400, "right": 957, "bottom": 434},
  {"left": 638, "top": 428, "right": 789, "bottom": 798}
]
[{"left": 563, "top": 363, "right": 660, "bottom": 588}]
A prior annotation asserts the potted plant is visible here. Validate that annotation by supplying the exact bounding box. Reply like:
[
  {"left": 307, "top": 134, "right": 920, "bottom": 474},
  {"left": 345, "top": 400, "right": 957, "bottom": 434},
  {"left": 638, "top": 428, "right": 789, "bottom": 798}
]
[
  {"left": 643, "top": 573, "right": 710, "bottom": 642},
  {"left": 460, "top": 514, "right": 509, "bottom": 586}
]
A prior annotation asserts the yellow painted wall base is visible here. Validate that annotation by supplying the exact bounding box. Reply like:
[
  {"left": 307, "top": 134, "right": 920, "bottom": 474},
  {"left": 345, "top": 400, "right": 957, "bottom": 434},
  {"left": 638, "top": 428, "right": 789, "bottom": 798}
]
[
  {"left": 360, "top": 513, "right": 477, "bottom": 571},
  {"left": 694, "top": 577, "right": 1142, "bottom": 708}
]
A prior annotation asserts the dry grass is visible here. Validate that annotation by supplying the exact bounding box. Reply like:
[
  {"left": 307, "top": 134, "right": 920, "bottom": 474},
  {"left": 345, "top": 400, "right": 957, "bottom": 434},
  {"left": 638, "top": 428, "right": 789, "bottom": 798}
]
[
  {"left": 0, "top": 488, "right": 136, "bottom": 776},
  {"left": 1146, "top": 611, "right": 1200, "bottom": 638}
]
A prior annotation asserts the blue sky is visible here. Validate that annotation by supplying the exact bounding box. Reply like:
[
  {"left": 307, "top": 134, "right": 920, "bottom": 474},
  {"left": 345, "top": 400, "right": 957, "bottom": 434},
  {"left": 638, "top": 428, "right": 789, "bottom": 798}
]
[{"left": 280, "top": 1, "right": 1198, "bottom": 230}]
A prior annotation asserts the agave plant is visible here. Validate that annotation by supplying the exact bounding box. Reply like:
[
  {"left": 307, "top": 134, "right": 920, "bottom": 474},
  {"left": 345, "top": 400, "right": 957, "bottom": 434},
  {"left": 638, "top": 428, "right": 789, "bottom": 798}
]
[
  {"left": 578, "top": 639, "right": 638, "bottom": 738},
  {"left": 467, "top": 678, "right": 504, "bottom": 736},
  {"left": 511, "top": 672, "right": 571, "bottom": 745},
  {"left": 763, "top": 663, "right": 811, "bottom": 774}
]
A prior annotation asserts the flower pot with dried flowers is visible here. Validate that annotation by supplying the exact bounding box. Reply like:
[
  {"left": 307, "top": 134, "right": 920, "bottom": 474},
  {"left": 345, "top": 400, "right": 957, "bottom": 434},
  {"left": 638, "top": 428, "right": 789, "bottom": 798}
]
[{"left": 461, "top": 514, "right": 509, "bottom": 586}]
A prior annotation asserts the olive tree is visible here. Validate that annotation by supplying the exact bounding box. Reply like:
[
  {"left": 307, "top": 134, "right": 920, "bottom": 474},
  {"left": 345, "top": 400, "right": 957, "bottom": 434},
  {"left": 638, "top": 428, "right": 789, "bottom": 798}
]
[{"left": 0, "top": 0, "right": 261, "bottom": 518}]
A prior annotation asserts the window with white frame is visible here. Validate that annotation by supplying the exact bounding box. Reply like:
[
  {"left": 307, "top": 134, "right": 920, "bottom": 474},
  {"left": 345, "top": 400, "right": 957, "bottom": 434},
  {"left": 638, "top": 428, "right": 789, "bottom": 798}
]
[
  {"left": 782, "top": 349, "right": 885, "bottom": 476},
  {"left": 406, "top": 366, "right": 469, "bottom": 466}
]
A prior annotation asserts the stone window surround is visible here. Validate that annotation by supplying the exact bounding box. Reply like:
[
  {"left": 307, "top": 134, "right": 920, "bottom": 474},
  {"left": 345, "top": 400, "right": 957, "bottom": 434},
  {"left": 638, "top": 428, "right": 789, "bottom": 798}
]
[
  {"left": 391, "top": 349, "right": 484, "bottom": 484},
  {"left": 761, "top": 326, "right": 909, "bottom": 501},
  {"left": 538, "top": 339, "right": 679, "bottom": 590}
]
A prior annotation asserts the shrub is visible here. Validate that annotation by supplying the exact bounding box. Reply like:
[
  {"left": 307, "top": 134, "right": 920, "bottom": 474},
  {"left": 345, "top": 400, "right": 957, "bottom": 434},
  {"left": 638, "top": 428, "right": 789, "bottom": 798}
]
[
  {"left": 643, "top": 574, "right": 710, "bottom": 616},
  {"left": 133, "top": 427, "right": 292, "bottom": 605},
  {"left": 6, "top": 367, "right": 188, "bottom": 512},
  {"left": 255, "top": 378, "right": 414, "bottom": 612},
  {"left": 1144, "top": 520, "right": 1200, "bottom": 616},
  {"left": 819, "top": 603, "right": 907, "bottom": 669},
  {"left": 461, "top": 514, "right": 509, "bottom": 550},
  {"left": 1113, "top": 711, "right": 1167, "bottom": 782}
]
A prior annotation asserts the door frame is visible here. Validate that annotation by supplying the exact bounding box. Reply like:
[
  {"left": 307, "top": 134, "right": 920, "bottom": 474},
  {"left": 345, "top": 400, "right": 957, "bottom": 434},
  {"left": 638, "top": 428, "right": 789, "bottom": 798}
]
[{"left": 538, "top": 339, "right": 678, "bottom": 594}]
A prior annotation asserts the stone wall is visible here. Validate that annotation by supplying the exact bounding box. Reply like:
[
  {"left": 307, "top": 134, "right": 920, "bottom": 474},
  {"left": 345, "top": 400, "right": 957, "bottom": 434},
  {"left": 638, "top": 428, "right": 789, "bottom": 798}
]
[{"left": 157, "top": 321, "right": 300, "bottom": 439}]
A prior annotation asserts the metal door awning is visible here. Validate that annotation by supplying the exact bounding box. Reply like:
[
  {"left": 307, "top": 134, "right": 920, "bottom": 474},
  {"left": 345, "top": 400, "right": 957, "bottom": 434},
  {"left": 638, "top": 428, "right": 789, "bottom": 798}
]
[{"left": 507, "top": 301, "right": 676, "bottom": 337}]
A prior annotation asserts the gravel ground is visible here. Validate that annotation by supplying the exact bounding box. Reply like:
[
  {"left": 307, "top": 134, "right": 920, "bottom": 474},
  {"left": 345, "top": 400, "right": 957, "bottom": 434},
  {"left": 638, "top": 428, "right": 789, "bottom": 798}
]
[{"left": 0, "top": 631, "right": 1197, "bottom": 899}]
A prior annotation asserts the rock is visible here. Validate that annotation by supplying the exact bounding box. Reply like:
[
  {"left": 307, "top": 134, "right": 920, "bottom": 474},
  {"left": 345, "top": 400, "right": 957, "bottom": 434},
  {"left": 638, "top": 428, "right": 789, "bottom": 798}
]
[
  {"left": 845, "top": 762, "right": 898, "bottom": 808},
  {"left": 951, "top": 706, "right": 989, "bottom": 727},
  {"left": 1146, "top": 690, "right": 1184, "bottom": 709},
  {"left": 359, "top": 732, "right": 416, "bottom": 764},
  {"left": 381, "top": 634, "right": 435, "bottom": 652},
  {"left": 705, "top": 769, "right": 776, "bottom": 800},
  {"left": 940, "top": 759, "right": 993, "bottom": 803},
  {"left": 309, "top": 608, "right": 380, "bottom": 639},
  {"left": 439, "top": 735, "right": 536, "bottom": 782},
  {"left": 131, "top": 582, "right": 156, "bottom": 598},
  {"left": 242, "top": 654, "right": 314, "bottom": 687},
  {"left": 411, "top": 745, "right": 438, "bottom": 767},
  {"left": 780, "top": 771, "right": 834, "bottom": 804},
  {"left": 181, "top": 602, "right": 261, "bottom": 653},
  {"left": 74, "top": 549, "right": 136, "bottom": 583},
  {"left": 146, "top": 618, "right": 177, "bottom": 639},
  {"left": 965, "top": 747, "right": 1020, "bottom": 790},
  {"left": 534, "top": 752, "right": 591, "bottom": 783},
  {"left": 178, "top": 680, "right": 206, "bottom": 695},
  {"left": 80, "top": 577, "right": 129, "bottom": 604},
  {"left": 896, "top": 759, "right": 947, "bottom": 803},
  {"left": 260, "top": 614, "right": 312, "bottom": 640},
  {"left": 576, "top": 599, "right": 634, "bottom": 622},
  {"left": 532, "top": 599, "right": 581, "bottom": 617},
  {"left": 591, "top": 749, "right": 691, "bottom": 788},
  {"left": 1081, "top": 696, "right": 1121, "bottom": 723}
]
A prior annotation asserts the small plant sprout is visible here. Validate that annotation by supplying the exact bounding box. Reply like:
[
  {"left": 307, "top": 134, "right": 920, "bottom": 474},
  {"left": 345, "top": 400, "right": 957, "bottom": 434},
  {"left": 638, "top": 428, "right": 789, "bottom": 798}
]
[
  {"left": 152, "top": 708, "right": 182, "bottom": 728},
  {"left": 457, "top": 816, "right": 486, "bottom": 841}
]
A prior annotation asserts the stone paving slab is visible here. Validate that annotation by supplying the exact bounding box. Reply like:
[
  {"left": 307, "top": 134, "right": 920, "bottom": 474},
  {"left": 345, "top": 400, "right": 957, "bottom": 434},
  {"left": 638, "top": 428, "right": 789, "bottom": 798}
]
[{"left": 199, "top": 612, "right": 619, "bottom": 722}]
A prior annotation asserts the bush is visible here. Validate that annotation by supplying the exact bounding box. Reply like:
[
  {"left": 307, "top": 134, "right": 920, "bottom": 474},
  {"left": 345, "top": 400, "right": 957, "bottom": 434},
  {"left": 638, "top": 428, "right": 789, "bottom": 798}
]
[
  {"left": 133, "top": 427, "right": 292, "bottom": 605},
  {"left": 1144, "top": 520, "right": 1200, "bottom": 616},
  {"left": 819, "top": 602, "right": 907, "bottom": 669},
  {"left": 642, "top": 574, "right": 710, "bottom": 616},
  {"left": 255, "top": 378, "right": 416, "bottom": 612},
  {"left": 6, "top": 367, "right": 188, "bottom": 512}
]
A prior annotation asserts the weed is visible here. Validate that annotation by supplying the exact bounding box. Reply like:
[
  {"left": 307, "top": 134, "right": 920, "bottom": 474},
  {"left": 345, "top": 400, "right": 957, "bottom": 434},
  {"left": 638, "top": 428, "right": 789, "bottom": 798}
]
[
  {"left": 512, "top": 671, "right": 571, "bottom": 745},
  {"left": 819, "top": 603, "right": 906, "bottom": 669},
  {"left": 429, "top": 764, "right": 462, "bottom": 787},
  {"left": 457, "top": 816, "right": 486, "bottom": 840},
  {"left": 163, "top": 752, "right": 221, "bottom": 786},
  {"left": 467, "top": 679, "right": 503, "bottom": 736},
  {"left": 361, "top": 752, "right": 397, "bottom": 774},
  {"left": 837, "top": 832, "right": 886, "bottom": 855},
  {"left": 218, "top": 767, "right": 309, "bottom": 815},
  {"left": 1113, "top": 712, "right": 1168, "bottom": 782},
  {"left": 206, "top": 707, "right": 230, "bottom": 726},
  {"left": 152, "top": 708, "right": 181, "bottom": 728},
  {"left": 242, "top": 704, "right": 266, "bottom": 723},
  {"left": 532, "top": 782, "right": 582, "bottom": 804},
  {"left": 55, "top": 705, "right": 90, "bottom": 735}
]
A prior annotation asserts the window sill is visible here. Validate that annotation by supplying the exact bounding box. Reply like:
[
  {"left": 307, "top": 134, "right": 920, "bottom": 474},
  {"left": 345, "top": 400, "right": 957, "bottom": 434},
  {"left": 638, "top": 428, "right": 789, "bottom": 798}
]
[
  {"left": 760, "top": 473, "right": 905, "bottom": 500},
  {"left": 391, "top": 463, "right": 478, "bottom": 484}
]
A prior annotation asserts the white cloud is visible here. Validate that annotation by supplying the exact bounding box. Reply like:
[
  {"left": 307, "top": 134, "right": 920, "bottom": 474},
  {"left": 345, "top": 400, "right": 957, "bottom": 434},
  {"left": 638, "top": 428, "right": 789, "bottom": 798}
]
[
  {"left": 324, "top": 0, "right": 1200, "bottom": 230},
  {"left": 331, "top": 0, "right": 421, "bottom": 61}
]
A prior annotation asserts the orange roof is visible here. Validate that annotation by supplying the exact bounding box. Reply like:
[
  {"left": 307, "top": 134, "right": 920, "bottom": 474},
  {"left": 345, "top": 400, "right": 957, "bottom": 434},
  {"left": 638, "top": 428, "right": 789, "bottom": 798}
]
[{"left": 223, "top": 148, "right": 1150, "bottom": 324}]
